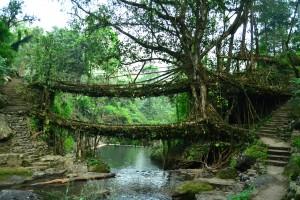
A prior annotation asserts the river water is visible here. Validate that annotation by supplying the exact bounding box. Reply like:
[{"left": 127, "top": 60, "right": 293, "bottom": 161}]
[{"left": 36, "top": 145, "right": 191, "bottom": 200}]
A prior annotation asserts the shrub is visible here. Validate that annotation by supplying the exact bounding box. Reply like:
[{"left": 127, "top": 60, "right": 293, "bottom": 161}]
[
  {"left": 64, "top": 135, "right": 75, "bottom": 153},
  {"left": 227, "top": 187, "right": 254, "bottom": 200},
  {"left": 292, "top": 136, "right": 300, "bottom": 149},
  {"left": 244, "top": 142, "right": 268, "bottom": 161},
  {"left": 284, "top": 155, "right": 300, "bottom": 180}
]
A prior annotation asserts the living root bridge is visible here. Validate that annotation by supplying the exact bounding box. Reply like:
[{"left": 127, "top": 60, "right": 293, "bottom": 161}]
[
  {"left": 31, "top": 81, "right": 190, "bottom": 97},
  {"left": 30, "top": 75, "right": 291, "bottom": 99},
  {"left": 44, "top": 113, "right": 249, "bottom": 141}
]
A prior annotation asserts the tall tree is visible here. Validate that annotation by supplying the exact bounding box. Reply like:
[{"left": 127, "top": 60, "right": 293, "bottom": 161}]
[
  {"left": 72, "top": 0, "right": 251, "bottom": 119},
  {"left": 0, "top": 0, "right": 35, "bottom": 51}
]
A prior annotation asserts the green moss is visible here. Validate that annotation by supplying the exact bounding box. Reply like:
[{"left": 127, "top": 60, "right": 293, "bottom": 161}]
[
  {"left": 175, "top": 181, "right": 214, "bottom": 196},
  {"left": 216, "top": 168, "right": 238, "bottom": 179},
  {"left": 0, "top": 167, "right": 32, "bottom": 180}
]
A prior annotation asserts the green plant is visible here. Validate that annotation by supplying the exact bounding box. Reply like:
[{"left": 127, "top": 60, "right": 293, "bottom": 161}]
[
  {"left": 292, "top": 136, "right": 300, "bottom": 149},
  {"left": 52, "top": 93, "right": 74, "bottom": 118},
  {"left": 28, "top": 117, "right": 40, "bottom": 132},
  {"left": 227, "top": 186, "right": 254, "bottom": 200},
  {"left": 289, "top": 97, "right": 300, "bottom": 119},
  {"left": 64, "top": 135, "right": 75, "bottom": 153},
  {"left": 284, "top": 155, "right": 300, "bottom": 180},
  {"left": 229, "top": 157, "right": 238, "bottom": 168},
  {"left": 244, "top": 142, "right": 268, "bottom": 161}
]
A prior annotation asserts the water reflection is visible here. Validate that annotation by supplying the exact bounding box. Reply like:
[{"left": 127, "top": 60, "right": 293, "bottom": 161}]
[{"left": 36, "top": 145, "right": 190, "bottom": 200}]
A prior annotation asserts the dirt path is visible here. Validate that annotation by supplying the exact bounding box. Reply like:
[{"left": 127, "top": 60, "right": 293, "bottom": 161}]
[{"left": 252, "top": 166, "right": 288, "bottom": 200}]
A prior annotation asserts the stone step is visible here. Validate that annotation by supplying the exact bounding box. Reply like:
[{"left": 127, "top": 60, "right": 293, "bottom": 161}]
[
  {"left": 268, "top": 149, "right": 291, "bottom": 156},
  {"left": 258, "top": 133, "right": 277, "bottom": 138},
  {"left": 0, "top": 110, "right": 29, "bottom": 115},
  {"left": 268, "top": 155, "right": 290, "bottom": 162},
  {"left": 267, "top": 159, "right": 288, "bottom": 167},
  {"left": 268, "top": 146, "right": 291, "bottom": 151},
  {"left": 269, "top": 118, "right": 289, "bottom": 122},
  {"left": 259, "top": 129, "right": 277, "bottom": 133},
  {"left": 271, "top": 113, "right": 289, "bottom": 117},
  {"left": 270, "top": 120, "right": 289, "bottom": 123},
  {"left": 263, "top": 124, "right": 288, "bottom": 128},
  {"left": 31, "top": 161, "right": 51, "bottom": 167},
  {"left": 266, "top": 120, "right": 289, "bottom": 123}
]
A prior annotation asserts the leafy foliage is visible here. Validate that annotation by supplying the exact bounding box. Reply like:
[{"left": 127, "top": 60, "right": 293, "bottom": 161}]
[
  {"left": 18, "top": 27, "right": 120, "bottom": 82},
  {"left": 292, "top": 136, "right": 300, "bottom": 149}
]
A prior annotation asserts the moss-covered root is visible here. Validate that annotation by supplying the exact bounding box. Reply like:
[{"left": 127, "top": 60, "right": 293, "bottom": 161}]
[{"left": 172, "top": 181, "right": 214, "bottom": 200}]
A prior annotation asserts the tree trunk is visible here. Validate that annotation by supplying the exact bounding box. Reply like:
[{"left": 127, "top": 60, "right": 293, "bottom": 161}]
[
  {"left": 190, "top": 63, "right": 208, "bottom": 120},
  {"left": 240, "top": 18, "right": 248, "bottom": 56},
  {"left": 216, "top": 42, "right": 222, "bottom": 72},
  {"left": 226, "top": 33, "right": 235, "bottom": 72}
]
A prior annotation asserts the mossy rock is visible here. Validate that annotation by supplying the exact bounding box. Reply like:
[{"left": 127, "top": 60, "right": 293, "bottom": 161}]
[
  {"left": 216, "top": 168, "right": 238, "bottom": 179},
  {"left": 87, "top": 159, "right": 110, "bottom": 173},
  {"left": 173, "top": 181, "right": 214, "bottom": 200},
  {"left": 0, "top": 167, "right": 33, "bottom": 184},
  {"left": 0, "top": 167, "right": 32, "bottom": 177}
]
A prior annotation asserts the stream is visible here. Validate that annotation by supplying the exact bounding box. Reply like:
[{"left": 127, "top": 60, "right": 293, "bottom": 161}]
[{"left": 34, "top": 145, "right": 192, "bottom": 200}]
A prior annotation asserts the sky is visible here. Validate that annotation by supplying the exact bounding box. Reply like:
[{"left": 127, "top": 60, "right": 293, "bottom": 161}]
[{"left": 0, "top": 0, "right": 72, "bottom": 31}]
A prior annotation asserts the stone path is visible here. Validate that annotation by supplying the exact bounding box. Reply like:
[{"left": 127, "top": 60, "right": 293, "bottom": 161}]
[
  {"left": 252, "top": 166, "right": 288, "bottom": 200},
  {"left": 258, "top": 101, "right": 292, "bottom": 166},
  {"left": 253, "top": 101, "right": 292, "bottom": 200},
  {"left": 0, "top": 79, "right": 48, "bottom": 169}
]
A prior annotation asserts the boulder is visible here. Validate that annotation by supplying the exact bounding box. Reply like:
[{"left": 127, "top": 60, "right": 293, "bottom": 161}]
[
  {"left": 196, "top": 191, "right": 228, "bottom": 200},
  {"left": 0, "top": 175, "right": 33, "bottom": 187},
  {"left": 0, "top": 114, "right": 13, "bottom": 141},
  {"left": 39, "top": 155, "right": 66, "bottom": 168},
  {"left": 235, "top": 155, "right": 256, "bottom": 172},
  {"left": 0, "top": 190, "right": 40, "bottom": 200},
  {"left": 172, "top": 181, "right": 214, "bottom": 200}
]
